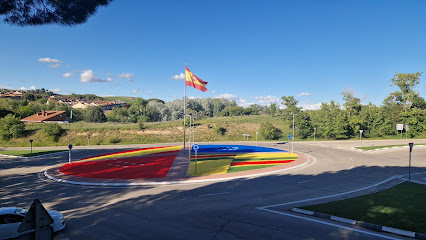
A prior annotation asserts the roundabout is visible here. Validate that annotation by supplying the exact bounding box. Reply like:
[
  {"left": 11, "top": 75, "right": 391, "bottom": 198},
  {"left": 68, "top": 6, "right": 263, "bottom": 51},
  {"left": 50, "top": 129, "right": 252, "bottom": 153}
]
[{"left": 44, "top": 144, "right": 309, "bottom": 185}]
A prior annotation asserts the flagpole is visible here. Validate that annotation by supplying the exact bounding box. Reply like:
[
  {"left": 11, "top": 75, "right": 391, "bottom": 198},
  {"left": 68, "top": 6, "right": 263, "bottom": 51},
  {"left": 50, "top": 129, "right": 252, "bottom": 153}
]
[{"left": 184, "top": 64, "right": 189, "bottom": 176}]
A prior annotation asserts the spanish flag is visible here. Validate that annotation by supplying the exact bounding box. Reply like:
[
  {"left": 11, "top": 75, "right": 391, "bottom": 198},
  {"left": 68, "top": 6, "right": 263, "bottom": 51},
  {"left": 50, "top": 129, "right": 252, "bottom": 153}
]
[{"left": 185, "top": 66, "right": 208, "bottom": 92}]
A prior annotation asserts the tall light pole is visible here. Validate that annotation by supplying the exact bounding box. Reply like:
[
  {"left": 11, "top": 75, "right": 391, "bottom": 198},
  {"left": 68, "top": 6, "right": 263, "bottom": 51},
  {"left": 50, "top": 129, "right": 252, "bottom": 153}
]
[
  {"left": 314, "top": 127, "right": 316, "bottom": 141},
  {"left": 292, "top": 113, "right": 296, "bottom": 153}
]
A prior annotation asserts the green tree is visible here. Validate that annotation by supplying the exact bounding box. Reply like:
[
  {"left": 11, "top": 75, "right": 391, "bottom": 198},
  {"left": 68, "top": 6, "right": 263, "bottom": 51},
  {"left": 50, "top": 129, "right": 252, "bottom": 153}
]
[
  {"left": 389, "top": 72, "right": 422, "bottom": 112},
  {"left": 259, "top": 122, "right": 282, "bottom": 140},
  {"left": 0, "top": 0, "right": 114, "bottom": 26},
  {"left": 0, "top": 114, "right": 25, "bottom": 139},
  {"left": 84, "top": 106, "right": 107, "bottom": 123}
]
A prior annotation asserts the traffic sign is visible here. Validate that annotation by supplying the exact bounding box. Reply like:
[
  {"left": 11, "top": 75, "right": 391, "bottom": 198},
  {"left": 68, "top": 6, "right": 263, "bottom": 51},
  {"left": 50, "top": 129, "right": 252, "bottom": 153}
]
[
  {"left": 192, "top": 144, "right": 199, "bottom": 152},
  {"left": 68, "top": 144, "right": 73, "bottom": 150},
  {"left": 287, "top": 134, "right": 291, "bottom": 140},
  {"left": 18, "top": 199, "right": 53, "bottom": 233}
]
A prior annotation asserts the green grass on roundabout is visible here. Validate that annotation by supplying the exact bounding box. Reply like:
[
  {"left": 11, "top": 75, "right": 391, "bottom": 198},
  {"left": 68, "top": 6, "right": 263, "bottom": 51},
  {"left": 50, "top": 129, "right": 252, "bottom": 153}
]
[
  {"left": 301, "top": 182, "right": 426, "bottom": 234},
  {"left": 0, "top": 149, "right": 67, "bottom": 157}
]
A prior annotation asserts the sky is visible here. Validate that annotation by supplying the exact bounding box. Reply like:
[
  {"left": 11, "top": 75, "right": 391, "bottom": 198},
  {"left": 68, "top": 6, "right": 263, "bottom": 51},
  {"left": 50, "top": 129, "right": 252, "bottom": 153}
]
[{"left": 1, "top": 0, "right": 426, "bottom": 110}]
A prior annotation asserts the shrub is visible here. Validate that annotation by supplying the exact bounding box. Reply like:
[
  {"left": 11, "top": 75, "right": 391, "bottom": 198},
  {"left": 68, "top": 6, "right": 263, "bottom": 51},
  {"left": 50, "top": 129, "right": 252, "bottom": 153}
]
[
  {"left": 259, "top": 122, "right": 282, "bottom": 140},
  {"left": 0, "top": 114, "right": 25, "bottom": 139},
  {"left": 42, "top": 123, "right": 63, "bottom": 141},
  {"left": 214, "top": 126, "right": 227, "bottom": 135}
]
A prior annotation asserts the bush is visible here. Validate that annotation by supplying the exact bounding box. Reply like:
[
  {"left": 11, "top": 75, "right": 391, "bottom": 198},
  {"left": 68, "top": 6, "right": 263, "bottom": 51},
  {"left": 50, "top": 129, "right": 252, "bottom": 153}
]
[
  {"left": 259, "top": 122, "right": 282, "bottom": 140},
  {"left": 42, "top": 123, "right": 63, "bottom": 141},
  {"left": 0, "top": 114, "right": 26, "bottom": 139},
  {"left": 137, "top": 115, "right": 148, "bottom": 130},
  {"left": 214, "top": 126, "right": 227, "bottom": 135}
]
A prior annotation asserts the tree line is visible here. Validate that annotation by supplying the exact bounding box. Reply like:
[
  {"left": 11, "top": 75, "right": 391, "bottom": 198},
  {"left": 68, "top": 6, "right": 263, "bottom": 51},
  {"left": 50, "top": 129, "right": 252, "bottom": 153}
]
[{"left": 0, "top": 72, "right": 424, "bottom": 140}]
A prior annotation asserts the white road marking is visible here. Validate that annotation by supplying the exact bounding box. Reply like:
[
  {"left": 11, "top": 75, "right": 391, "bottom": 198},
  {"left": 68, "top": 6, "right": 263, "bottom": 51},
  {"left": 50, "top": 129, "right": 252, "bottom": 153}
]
[
  {"left": 298, "top": 179, "right": 316, "bottom": 184},
  {"left": 198, "top": 192, "right": 230, "bottom": 197},
  {"left": 348, "top": 158, "right": 353, "bottom": 161},
  {"left": 259, "top": 176, "right": 405, "bottom": 209},
  {"left": 257, "top": 208, "right": 402, "bottom": 240}
]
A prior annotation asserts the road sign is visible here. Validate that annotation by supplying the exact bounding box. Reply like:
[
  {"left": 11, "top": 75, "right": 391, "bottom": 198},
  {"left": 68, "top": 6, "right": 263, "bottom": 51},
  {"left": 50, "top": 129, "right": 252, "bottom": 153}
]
[
  {"left": 18, "top": 199, "right": 53, "bottom": 233},
  {"left": 192, "top": 144, "right": 199, "bottom": 152},
  {"left": 68, "top": 144, "right": 73, "bottom": 150},
  {"left": 396, "top": 124, "right": 404, "bottom": 131},
  {"left": 287, "top": 134, "right": 291, "bottom": 140},
  {"left": 409, "top": 142, "right": 414, "bottom": 152}
]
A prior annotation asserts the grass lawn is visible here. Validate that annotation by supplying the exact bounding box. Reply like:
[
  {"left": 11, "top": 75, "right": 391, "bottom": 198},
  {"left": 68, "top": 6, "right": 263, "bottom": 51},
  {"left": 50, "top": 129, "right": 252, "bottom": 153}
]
[
  {"left": 302, "top": 182, "right": 426, "bottom": 233},
  {"left": 0, "top": 149, "right": 67, "bottom": 157},
  {"left": 356, "top": 143, "right": 425, "bottom": 151}
]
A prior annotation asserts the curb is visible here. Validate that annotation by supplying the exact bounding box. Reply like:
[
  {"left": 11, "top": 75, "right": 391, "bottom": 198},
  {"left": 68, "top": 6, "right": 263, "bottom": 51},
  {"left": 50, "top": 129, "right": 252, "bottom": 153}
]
[
  {"left": 44, "top": 156, "right": 311, "bottom": 186},
  {"left": 291, "top": 208, "right": 426, "bottom": 239}
]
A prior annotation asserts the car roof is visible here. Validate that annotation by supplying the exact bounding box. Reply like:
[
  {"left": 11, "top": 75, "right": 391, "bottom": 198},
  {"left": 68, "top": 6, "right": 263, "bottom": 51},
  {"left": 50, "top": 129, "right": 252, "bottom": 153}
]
[{"left": 0, "top": 207, "right": 19, "bottom": 215}]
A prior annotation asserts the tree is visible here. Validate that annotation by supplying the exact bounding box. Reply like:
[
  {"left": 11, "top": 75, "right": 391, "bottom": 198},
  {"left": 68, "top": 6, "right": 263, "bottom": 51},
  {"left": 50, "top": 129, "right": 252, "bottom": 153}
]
[
  {"left": 0, "top": 0, "right": 114, "bottom": 26},
  {"left": 0, "top": 114, "right": 25, "bottom": 139},
  {"left": 84, "top": 106, "right": 106, "bottom": 123},
  {"left": 269, "top": 103, "right": 278, "bottom": 117},
  {"left": 389, "top": 72, "right": 423, "bottom": 112}
]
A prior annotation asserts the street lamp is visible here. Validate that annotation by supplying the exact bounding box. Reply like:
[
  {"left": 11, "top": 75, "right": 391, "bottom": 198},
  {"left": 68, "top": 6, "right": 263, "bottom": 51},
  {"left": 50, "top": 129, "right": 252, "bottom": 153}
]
[
  {"left": 314, "top": 127, "right": 316, "bottom": 141},
  {"left": 291, "top": 113, "right": 297, "bottom": 153}
]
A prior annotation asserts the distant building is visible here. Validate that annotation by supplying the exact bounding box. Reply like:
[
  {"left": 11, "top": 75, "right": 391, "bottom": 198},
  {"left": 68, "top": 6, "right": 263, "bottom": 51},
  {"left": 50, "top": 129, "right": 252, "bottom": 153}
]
[{"left": 21, "top": 110, "right": 67, "bottom": 124}]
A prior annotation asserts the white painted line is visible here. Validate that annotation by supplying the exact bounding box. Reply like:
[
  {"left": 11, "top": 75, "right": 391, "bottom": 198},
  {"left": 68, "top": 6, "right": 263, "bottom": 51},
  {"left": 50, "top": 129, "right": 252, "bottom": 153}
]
[
  {"left": 257, "top": 208, "right": 402, "bottom": 240},
  {"left": 298, "top": 179, "right": 316, "bottom": 184},
  {"left": 348, "top": 158, "right": 353, "bottom": 161},
  {"left": 198, "top": 192, "right": 231, "bottom": 197},
  {"left": 291, "top": 208, "right": 314, "bottom": 215},
  {"left": 259, "top": 176, "right": 405, "bottom": 209},
  {"left": 43, "top": 155, "right": 313, "bottom": 186},
  {"left": 330, "top": 216, "right": 356, "bottom": 225},
  {"left": 382, "top": 226, "right": 416, "bottom": 238}
]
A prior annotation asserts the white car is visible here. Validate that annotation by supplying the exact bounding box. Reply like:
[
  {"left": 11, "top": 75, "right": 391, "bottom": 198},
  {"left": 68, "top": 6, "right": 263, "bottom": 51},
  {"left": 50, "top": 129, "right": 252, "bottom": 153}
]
[{"left": 0, "top": 207, "right": 65, "bottom": 240}]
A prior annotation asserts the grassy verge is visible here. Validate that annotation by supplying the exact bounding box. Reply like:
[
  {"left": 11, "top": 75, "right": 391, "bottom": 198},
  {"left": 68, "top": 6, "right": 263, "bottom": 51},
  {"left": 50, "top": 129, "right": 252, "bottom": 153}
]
[
  {"left": 302, "top": 182, "right": 426, "bottom": 233},
  {"left": 356, "top": 143, "right": 425, "bottom": 151},
  {"left": 0, "top": 149, "right": 67, "bottom": 157}
]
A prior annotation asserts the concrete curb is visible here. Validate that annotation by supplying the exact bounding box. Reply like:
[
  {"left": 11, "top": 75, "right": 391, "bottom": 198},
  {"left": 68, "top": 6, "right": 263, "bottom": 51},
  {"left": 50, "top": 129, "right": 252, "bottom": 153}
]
[
  {"left": 291, "top": 208, "right": 426, "bottom": 239},
  {"left": 44, "top": 156, "right": 311, "bottom": 186}
]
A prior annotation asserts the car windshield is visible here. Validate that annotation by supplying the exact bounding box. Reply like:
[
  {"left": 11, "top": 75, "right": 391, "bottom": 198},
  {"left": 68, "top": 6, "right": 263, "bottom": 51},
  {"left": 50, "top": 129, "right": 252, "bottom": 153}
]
[{"left": 14, "top": 208, "right": 28, "bottom": 215}]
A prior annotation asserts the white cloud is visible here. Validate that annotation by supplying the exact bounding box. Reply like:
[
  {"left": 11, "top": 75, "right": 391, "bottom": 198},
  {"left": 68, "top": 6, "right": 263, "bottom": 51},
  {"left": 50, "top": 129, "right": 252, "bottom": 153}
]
[
  {"left": 214, "top": 93, "right": 253, "bottom": 107},
  {"left": 215, "top": 94, "right": 239, "bottom": 101},
  {"left": 119, "top": 73, "right": 134, "bottom": 81},
  {"left": 253, "top": 95, "right": 280, "bottom": 104},
  {"left": 211, "top": 90, "right": 216, "bottom": 94},
  {"left": 30, "top": 85, "right": 35, "bottom": 90},
  {"left": 298, "top": 92, "right": 312, "bottom": 97},
  {"left": 107, "top": 77, "right": 113, "bottom": 82},
  {"left": 171, "top": 73, "right": 185, "bottom": 80},
  {"left": 170, "top": 95, "right": 178, "bottom": 98},
  {"left": 20, "top": 86, "right": 26, "bottom": 90},
  {"left": 48, "top": 63, "right": 61, "bottom": 68},
  {"left": 132, "top": 88, "right": 143, "bottom": 94},
  {"left": 148, "top": 91, "right": 152, "bottom": 95},
  {"left": 62, "top": 73, "right": 73, "bottom": 78},
  {"left": 50, "top": 88, "right": 61, "bottom": 92},
  {"left": 38, "top": 57, "right": 63, "bottom": 63},
  {"left": 299, "top": 103, "right": 321, "bottom": 110},
  {"left": 80, "top": 69, "right": 109, "bottom": 83}
]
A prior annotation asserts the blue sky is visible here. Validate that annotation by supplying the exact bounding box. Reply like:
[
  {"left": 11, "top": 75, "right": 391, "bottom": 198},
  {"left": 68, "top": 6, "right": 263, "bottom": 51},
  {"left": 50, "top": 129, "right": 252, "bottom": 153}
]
[{"left": 1, "top": 0, "right": 425, "bottom": 109}]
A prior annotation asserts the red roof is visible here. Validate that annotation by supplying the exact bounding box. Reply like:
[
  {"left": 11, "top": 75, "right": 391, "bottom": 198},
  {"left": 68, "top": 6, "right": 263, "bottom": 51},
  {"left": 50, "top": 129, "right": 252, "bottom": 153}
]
[{"left": 21, "top": 111, "right": 67, "bottom": 123}]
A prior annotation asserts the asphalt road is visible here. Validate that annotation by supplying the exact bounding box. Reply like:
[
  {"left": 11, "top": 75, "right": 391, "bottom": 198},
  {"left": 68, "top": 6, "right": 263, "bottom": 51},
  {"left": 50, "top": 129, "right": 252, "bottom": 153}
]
[{"left": 1, "top": 140, "right": 426, "bottom": 240}]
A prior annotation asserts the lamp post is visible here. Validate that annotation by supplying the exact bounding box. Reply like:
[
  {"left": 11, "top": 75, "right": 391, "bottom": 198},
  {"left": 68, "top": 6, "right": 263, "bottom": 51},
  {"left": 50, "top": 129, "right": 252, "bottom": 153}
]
[
  {"left": 409, "top": 143, "right": 413, "bottom": 182},
  {"left": 314, "top": 127, "right": 316, "bottom": 141},
  {"left": 292, "top": 113, "right": 296, "bottom": 153}
]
